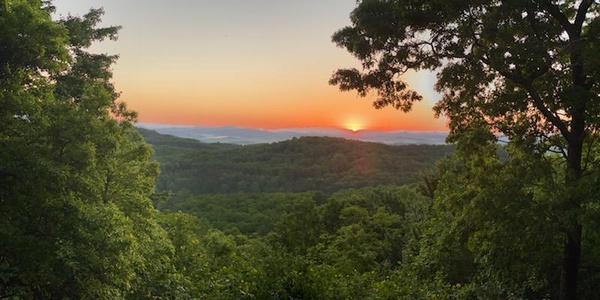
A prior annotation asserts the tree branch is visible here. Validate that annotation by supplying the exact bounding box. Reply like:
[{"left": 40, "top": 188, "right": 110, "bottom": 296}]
[
  {"left": 575, "top": 0, "right": 594, "bottom": 32},
  {"left": 536, "top": 0, "right": 575, "bottom": 36},
  {"left": 521, "top": 81, "right": 572, "bottom": 142}
]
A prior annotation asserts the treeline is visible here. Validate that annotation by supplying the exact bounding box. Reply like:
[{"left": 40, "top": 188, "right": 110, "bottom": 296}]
[{"left": 138, "top": 128, "right": 454, "bottom": 194}]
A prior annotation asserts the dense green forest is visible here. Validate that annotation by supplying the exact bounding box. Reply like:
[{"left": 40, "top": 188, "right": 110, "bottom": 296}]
[
  {"left": 2, "top": 1, "right": 600, "bottom": 300},
  {"left": 138, "top": 128, "right": 454, "bottom": 194}
]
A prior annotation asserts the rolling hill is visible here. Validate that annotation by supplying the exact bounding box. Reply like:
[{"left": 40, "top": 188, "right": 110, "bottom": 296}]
[{"left": 138, "top": 128, "right": 454, "bottom": 194}]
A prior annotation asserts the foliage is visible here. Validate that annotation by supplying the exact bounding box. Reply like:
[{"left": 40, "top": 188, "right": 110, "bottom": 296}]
[
  {"left": 0, "top": 1, "right": 182, "bottom": 298},
  {"left": 155, "top": 186, "right": 438, "bottom": 299},
  {"left": 331, "top": 1, "right": 600, "bottom": 298},
  {"left": 139, "top": 129, "right": 454, "bottom": 194},
  {"left": 159, "top": 192, "right": 315, "bottom": 235},
  {"left": 9, "top": 1, "right": 600, "bottom": 299},
  {"left": 0, "top": 2, "right": 462, "bottom": 298}
]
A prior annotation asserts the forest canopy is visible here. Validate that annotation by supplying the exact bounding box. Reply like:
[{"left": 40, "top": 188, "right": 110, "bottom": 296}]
[
  {"left": 138, "top": 128, "right": 454, "bottom": 194},
  {"left": 2, "top": 1, "right": 600, "bottom": 299},
  {"left": 331, "top": 0, "right": 600, "bottom": 299}
]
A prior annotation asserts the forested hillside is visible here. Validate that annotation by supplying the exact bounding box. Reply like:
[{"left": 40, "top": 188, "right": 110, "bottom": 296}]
[
  {"left": 0, "top": 3, "right": 183, "bottom": 298},
  {"left": 4, "top": 1, "right": 600, "bottom": 299},
  {"left": 138, "top": 128, "right": 454, "bottom": 194}
]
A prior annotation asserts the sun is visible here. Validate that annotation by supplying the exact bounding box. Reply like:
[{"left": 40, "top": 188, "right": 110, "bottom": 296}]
[
  {"left": 344, "top": 121, "right": 364, "bottom": 132},
  {"left": 341, "top": 115, "right": 369, "bottom": 132}
]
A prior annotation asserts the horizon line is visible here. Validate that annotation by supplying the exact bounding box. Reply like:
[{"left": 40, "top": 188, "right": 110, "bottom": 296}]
[{"left": 135, "top": 122, "right": 450, "bottom": 133}]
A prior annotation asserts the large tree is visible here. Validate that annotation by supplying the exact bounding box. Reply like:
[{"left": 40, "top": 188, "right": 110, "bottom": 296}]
[
  {"left": 0, "top": 1, "right": 183, "bottom": 298},
  {"left": 331, "top": 1, "right": 600, "bottom": 299}
]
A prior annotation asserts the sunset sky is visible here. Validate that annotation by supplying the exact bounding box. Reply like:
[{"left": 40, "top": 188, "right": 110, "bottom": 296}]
[{"left": 52, "top": 0, "right": 447, "bottom": 131}]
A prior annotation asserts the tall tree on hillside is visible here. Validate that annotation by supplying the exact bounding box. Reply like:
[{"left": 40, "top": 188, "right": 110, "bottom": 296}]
[
  {"left": 331, "top": 1, "right": 599, "bottom": 299},
  {"left": 0, "top": 1, "right": 182, "bottom": 298}
]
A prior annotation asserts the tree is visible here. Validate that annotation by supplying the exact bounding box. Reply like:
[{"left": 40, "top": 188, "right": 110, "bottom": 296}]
[
  {"left": 331, "top": 1, "right": 600, "bottom": 299},
  {"left": 0, "top": 1, "right": 182, "bottom": 298}
]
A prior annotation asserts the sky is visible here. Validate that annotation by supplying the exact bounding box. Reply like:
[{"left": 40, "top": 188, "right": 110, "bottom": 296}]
[{"left": 52, "top": 0, "right": 447, "bottom": 131}]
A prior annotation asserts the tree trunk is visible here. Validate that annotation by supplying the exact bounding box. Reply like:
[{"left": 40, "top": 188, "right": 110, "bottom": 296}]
[
  {"left": 560, "top": 140, "right": 584, "bottom": 300},
  {"left": 561, "top": 224, "right": 582, "bottom": 300}
]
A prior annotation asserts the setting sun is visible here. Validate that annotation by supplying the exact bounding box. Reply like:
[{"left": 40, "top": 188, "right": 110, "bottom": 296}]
[{"left": 344, "top": 121, "right": 364, "bottom": 132}]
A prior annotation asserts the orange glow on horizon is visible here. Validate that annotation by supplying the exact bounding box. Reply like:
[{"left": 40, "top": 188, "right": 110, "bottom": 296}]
[
  {"left": 55, "top": 0, "right": 448, "bottom": 133},
  {"left": 112, "top": 53, "right": 448, "bottom": 132},
  {"left": 121, "top": 82, "right": 448, "bottom": 132},
  {"left": 132, "top": 104, "right": 448, "bottom": 131},
  {"left": 130, "top": 99, "right": 446, "bottom": 130}
]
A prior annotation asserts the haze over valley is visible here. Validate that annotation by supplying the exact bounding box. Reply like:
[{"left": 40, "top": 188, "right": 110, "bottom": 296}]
[{"left": 137, "top": 123, "right": 449, "bottom": 145}]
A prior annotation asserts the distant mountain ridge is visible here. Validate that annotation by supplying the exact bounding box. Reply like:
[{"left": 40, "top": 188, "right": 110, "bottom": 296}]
[
  {"left": 136, "top": 123, "right": 449, "bottom": 145},
  {"left": 137, "top": 128, "right": 455, "bottom": 194}
]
